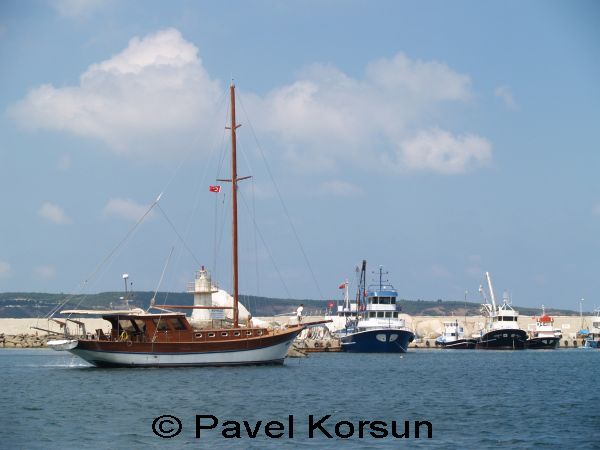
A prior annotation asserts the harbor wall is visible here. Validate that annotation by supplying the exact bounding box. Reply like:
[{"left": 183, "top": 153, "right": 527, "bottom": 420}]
[{"left": 0, "top": 315, "right": 592, "bottom": 348}]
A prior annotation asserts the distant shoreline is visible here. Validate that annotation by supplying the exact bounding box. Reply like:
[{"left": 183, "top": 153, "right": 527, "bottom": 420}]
[{"left": 0, "top": 291, "right": 584, "bottom": 319}]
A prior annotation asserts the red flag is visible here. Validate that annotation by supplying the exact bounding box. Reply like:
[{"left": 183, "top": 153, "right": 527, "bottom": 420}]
[
  {"left": 338, "top": 282, "right": 345, "bottom": 289},
  {"left": 209, "top": 185, "right": 221, "bottom": 193}
]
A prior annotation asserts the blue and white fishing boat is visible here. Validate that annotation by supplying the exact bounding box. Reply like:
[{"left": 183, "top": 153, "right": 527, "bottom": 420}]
[{"left": 338, "top": 261, "right": 414, "bottom": 353}]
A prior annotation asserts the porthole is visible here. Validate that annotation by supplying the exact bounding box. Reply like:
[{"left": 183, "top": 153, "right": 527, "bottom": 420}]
[
  {"left": 234, "top": 331, "right": 241, "bottom": 337},
  {"left": 221, "top": 332, "right": 228, "bottom": 337},
  {"left": 257, "top": 331, "right": 263, "bottom": 336},
  {"left": 208, "top": 332, "right": 215, "bottom": 338},
  {"left": 195, "top": 333, "right": 203, "bottom": 338},
  {"left": 246, "top": 331, "right": 253, "bottom": 336}
]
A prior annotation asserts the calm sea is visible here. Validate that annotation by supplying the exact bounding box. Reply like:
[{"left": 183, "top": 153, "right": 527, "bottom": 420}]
[{"left": 1, "top": 348, "right": 598, "bottom": 449}]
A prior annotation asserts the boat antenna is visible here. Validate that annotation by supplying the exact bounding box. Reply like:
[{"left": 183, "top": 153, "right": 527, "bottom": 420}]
[{"left": 219, "top": 83, "right": 251, "bottom": 327}]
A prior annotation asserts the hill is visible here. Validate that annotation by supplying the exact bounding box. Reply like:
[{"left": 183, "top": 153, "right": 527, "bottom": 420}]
[{"left": 0, "top": 291, "right": 581, "bottom": 318}]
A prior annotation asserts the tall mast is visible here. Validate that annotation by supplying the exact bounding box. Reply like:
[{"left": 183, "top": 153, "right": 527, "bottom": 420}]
[
  {"left": 221, "top": 83, "right": 250, "bottom": 327},
  {"left": 230, "top": 84, "right": 240, "bottom": 327}
]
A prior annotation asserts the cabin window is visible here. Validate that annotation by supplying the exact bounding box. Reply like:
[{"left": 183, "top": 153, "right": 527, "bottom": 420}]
[
  {"left": 370, "top": 297, "right": 378, "bottom": 304},
  {"left": 377, "top": 312, "right": 384, "bottom": 318},
  {"left": 153, "top": 318, "right": 169, "bottom": 331},
  {"left": 169, "top": 318, "right": 187, "bottom": 330},
  {"left": 390, "top": 298, "right": 396, "bottom": 304},
  {"left": 221, "top": 332, "right": 228, "bottom": 337},
  {"left": 257, "top": 331, "right": 263, "bottom": 336},
  {"left": 246, "top": 331, "right": 253, "bottom": 336},
  {"left": 380, "top": 297, "right": 391, "bottom": 304},
  {"left": 133, "top": 319, "right": 146, "bottom": 332},
  {"left": 385, "top": 312, "right": 392, "bottom": 318},
  {"left": 118, "top": 319, "right": 136, "bottom": 332},
  {"left": 208, "top": 332, "right": 215, "bottom": 338},
  {"left": 195, "top": 333, "right": 203, "bottom": 338},
  {"left": 234, "top": 331, "right": 241, "bottom": 337},
  {"left": 369, "top": 312, "right": 375, "bottom": 318},
  {"left": 393, "top": 312, "right": 398, "bottom": 318}
]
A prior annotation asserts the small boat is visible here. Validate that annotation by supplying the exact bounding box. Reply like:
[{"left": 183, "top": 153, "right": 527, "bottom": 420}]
[
  {"left": 525, "top": 306, "right": 561, "bottom": 349},
  {"left": 435, "top": 320, "right": 476, "bottom": 349},
  {"left": 338, "top": 261, "right": 414, "bottom": 353},
  {"left": 582, "top": 308, "right": 600, "bottom": 349},
  {"left": 48, "top": 84, "right": 327, "bottom": 367},
  {"left": 475, "top": 272, "right": 527, "bottom": 350}
]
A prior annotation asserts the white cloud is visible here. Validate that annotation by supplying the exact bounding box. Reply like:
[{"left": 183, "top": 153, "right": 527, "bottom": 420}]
[
  {"left": 250, "top": 55, "right": 488, "bottom": 174},
  {"left": 103, "top": 198, "right": 153, "bottom": 222},
  {"left": 0, "top": 261, "right": 11, "bottom": 278},
  {"left": 38, "top": 202, "right": 71, "bottom": 224},
  {"left": 11, "top": 28, "right": 222, "bottom": 159},
  {"left": 11, "top": 28, "right": 490, "bottom": 174},
  {"left": 494, "top": 85, "right": 517, "bottom": 110},
  {"left": 366, "top": 53, "right": 472, "bottom": 102},
  {"left": 388, "top": 128, "right": 492, "bottom": 174},
  {"left": 50, "top": 0, "right": 108, "bottom": 19},
  {"left": 320, "top": 180, "right": 364, "bottom": 197},
  {"left": 35, "top": 265, "right": 56, "bottom": 279}
]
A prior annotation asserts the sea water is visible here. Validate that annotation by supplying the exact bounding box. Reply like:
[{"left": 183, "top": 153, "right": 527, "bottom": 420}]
[{"left": 1, "top": 349, "right": 598, "bottom": 449}]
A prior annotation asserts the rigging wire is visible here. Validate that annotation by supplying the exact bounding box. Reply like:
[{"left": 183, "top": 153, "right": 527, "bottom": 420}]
[
  {"left": 48, "top": 195, "right": 161, "bottom": 318},
  {"left": 236, "top": 90, "right": 325, "bottom": 300},
  {"left": 49, "top": 87, "right": 231, "bottom": 317},
  {"left": 149, "top": 246, "right": 175, "bottom": 311},
  {"left": 154, "top": 86, "right": 230, "bottom": 303},
  {"left": 238, "top": 188, "right": 292, "bottom": 298},
  {"left": 156, "top": 204, "right": 202, "bottom": 267}
]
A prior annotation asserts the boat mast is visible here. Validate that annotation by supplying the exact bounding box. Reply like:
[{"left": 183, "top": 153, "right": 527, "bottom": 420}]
[
  {"left": 229, "top": 84, "right": 241, "bottom": 327},
  {"left": 220, "top": 83, "right": 251, "bottom": 328}
]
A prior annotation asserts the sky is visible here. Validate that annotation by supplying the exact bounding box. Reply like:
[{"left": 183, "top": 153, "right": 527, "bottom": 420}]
[{"left": 0, "top": 0, "right": 599, "bottom": 310}]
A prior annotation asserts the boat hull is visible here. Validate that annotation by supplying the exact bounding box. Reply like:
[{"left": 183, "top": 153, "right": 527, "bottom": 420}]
[
  {"left": 438, "top": 338, "right": 477, "bottom": 349},
  {"left": 525, "top": 336, "right": 560, "bottom": 349},
  {"left": 65, "top": 329, "right": 301, "bottom": 368},
  {"left": 476, "top": 329, "right": 527, "bottom": 350},
  {"left": 340, "top": 329, "right": 414, "bottom": 353}
]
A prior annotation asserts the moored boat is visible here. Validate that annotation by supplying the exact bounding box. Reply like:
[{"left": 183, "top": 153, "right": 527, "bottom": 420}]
[
  {"left": 475, "top": 272, "right": 527, "bottom": 350},
  {"left": 435, "top": 320, "right": 477, "bottom": 349},
  {"left": 525, "top": 306, "right": 561, "bottom": 349},
  {"left": 338, "top": 261, "right": 414, "bottom": 353},
  {"left": 582, "top": 308, "right": 600, "bottom": 349}
]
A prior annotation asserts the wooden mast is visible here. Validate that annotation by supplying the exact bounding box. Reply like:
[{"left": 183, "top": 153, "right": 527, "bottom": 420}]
[{"left": 230, "top": 83, "right": 240, "bottom": 328}]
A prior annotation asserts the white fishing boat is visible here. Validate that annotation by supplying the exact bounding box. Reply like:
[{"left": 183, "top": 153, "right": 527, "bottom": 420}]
[{"left": 475, "top": 272, "right": 527, "bottom": 350}]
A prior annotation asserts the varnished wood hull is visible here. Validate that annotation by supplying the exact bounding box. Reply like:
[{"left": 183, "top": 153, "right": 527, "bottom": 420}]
[{"left": 68, "top": 328, "right": 302, "bottom": 367}]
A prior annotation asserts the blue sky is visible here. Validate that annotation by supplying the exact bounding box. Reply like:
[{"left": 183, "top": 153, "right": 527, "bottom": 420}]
[{"left": 1, "top": 0, "right": 599, "bottom": 310}]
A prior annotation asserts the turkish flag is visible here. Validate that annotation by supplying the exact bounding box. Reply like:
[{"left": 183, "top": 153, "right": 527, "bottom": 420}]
[
  {"left": 338, "top": 283, "right": 345, "bottom": 289},
  {"left": 209, "top": 185, "right": 221, "bottom": 193}
]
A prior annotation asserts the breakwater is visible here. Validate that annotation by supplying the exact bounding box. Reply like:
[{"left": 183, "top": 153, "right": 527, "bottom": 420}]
[{"left": 0, "top": 315, "right": 593, "bottom": 349}]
